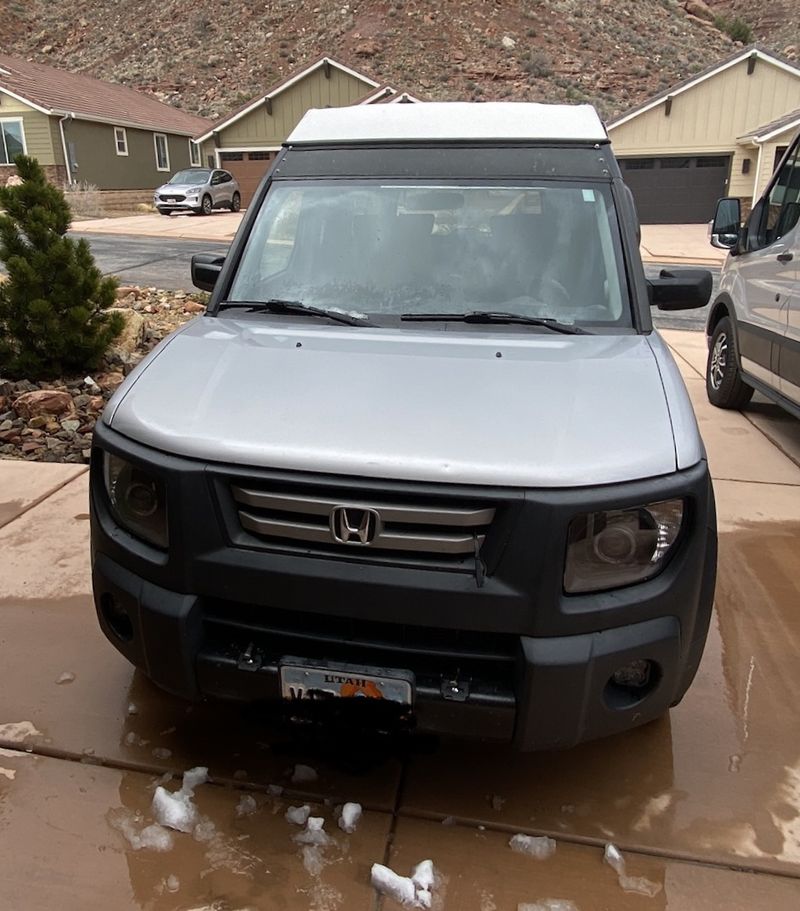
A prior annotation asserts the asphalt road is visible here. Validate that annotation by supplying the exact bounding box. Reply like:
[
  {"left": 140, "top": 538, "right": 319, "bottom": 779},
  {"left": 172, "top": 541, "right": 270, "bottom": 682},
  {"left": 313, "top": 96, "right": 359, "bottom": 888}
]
[{"left": 59, "top": 233, "right": 718, "bottom": 332}]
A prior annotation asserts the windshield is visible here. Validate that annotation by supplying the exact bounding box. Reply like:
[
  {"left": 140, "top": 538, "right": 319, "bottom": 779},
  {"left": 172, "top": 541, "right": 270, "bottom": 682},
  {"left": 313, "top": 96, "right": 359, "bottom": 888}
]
[
  {"left": 227, "top": 180, "right": 630, "bottom": 326},
  {"left": 169, "top": 169, "right": 211, "bottom": 185}
]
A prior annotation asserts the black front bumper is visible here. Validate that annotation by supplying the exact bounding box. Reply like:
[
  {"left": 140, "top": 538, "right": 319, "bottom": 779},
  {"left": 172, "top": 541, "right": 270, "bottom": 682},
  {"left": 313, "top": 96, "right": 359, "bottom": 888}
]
[{"left": 90, "top": 422, "right": 717, "bottom": 751}]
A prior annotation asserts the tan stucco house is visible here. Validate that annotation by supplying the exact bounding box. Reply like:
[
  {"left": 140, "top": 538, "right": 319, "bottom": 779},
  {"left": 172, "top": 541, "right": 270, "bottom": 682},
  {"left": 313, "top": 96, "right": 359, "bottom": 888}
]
[
  {"left": 195, "top": 56, "right": 418, "bottom": 205},
  {"left": 0, "top": 54, "right": 210, "bottom": 197},
  {"left": 608, "top": 46, "right": 800, "bottom": 223}
]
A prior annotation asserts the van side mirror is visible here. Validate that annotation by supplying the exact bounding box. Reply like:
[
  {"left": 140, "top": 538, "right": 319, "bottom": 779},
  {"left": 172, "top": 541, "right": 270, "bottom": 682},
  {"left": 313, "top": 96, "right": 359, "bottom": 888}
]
[
  {"left": 191, "top": 253, "right": 225, "bottom": 292},
  {"left": 647, "top": 268, "right": 712, "bottom": 311},
  {"left": 710, "top": 197, "right": 741, "bottom": 250}
]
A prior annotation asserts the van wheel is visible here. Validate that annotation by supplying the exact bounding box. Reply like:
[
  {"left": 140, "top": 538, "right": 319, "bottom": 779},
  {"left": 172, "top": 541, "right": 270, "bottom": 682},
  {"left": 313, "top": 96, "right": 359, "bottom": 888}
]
[{"left": 706, "top": 317, "right": 753, "bottom": 409}]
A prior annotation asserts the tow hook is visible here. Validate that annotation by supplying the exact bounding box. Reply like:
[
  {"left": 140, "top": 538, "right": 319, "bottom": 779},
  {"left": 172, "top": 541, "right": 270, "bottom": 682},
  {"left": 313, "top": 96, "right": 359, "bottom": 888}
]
[
  {"left": 441, "top": 676, "right": 470, "bottom": 702},
  {"left": 237, "top": 642, "right": 262, "bottom": 672}
]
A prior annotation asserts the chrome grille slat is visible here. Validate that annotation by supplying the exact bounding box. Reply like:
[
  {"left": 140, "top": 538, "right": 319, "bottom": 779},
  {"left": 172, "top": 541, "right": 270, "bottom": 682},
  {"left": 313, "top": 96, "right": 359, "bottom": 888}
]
[
  {"left": 231, "top": 487, "right": 494, "bottom": 526},
  {"left": 239, "top": 511, "right": 485, "bottom": 554},
  {"left": 230, "top": 482, "right": 496, "bottom": 560}
]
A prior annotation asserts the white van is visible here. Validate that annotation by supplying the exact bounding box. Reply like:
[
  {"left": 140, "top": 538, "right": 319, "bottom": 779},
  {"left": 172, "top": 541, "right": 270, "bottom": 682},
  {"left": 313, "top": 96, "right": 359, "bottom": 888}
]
[{"left": 708, "top": 132, "right": 800, "bottom": 416}]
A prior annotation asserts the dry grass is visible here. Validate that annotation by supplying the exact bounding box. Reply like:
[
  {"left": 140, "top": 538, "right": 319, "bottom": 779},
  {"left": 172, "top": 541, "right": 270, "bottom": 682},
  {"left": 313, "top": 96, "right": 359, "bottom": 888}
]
[{"left": 63, "top": 181, "right": 104, "bottom": 218}]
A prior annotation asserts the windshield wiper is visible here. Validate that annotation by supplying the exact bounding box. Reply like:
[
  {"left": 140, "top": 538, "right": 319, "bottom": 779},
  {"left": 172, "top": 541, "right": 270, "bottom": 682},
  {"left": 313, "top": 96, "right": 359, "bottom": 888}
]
[
  {"left": 217, "top": 299, "right": 372, "bottom": 327},
  {"left": 400, "top": 310, "right": 589, "bottom": 335}
]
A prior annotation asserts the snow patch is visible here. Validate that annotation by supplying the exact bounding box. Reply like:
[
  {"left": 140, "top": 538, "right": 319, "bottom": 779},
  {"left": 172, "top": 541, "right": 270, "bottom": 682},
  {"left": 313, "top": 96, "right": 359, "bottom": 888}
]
[
  {"left": 286, "top": 804, "right": 311, "bottom": 826},
  {"left": 56, "top": 671, "right": 75, "bottom": 685},
  {"left": 127, "top": 702, "right": 138, "bottom": 715},
  {"left": 291, "top": 763, "right": 318, "bottom": 784},
  {"left": 509, "top": 834, "right": 556, "bottom": 859},
  {"left": 0, "top": 767, "right": 16, "bottom": 780},
  {"left": 293, "top": 816, "right": 332, "bottom": 847},
  {"left": 518, "top": 901, "right": 579, "bottom": 911},
  {"left": 603, "top": 843, "right": 662, "bottom": 897},
  {"left": 165, "top": 874, "right": 180, "bottom": 893},
  {"left": 109, "top": 809, "right": 174, "bottom": 852},
  {"left": 338, "top": 802, "right": 362, "bottom": 834},
  {"left": 371, "top": 860, "right": 438, "bottom": 908},
  {"left": 632, "top": 793, "right": 673, "bottom": 832},
  {"left": 0, "top": 721, "right": 41, "bottom": 743},
  {"left": 151, "top": 766, "right": 208, "bottom": 834},
  {"left": 236, "top": 794, "right": 258, "bottom": 817}
]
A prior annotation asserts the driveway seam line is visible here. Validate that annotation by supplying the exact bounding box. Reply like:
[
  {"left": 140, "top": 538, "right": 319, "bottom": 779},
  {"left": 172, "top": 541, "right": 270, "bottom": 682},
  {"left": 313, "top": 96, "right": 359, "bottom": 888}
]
[
  {"left": 740, "top": 412, "right": 800, "bottom": 470},
  {"left": 394, "top": 807, "right": 800, "bottom": 882},
  {"left": 0, "top": 467, "right": 88, "bottom": 531}
]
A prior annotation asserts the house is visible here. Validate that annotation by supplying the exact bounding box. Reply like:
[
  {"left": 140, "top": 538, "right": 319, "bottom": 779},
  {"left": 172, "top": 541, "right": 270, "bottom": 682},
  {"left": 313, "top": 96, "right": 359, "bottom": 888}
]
[
  {"left": 0, "top": 54, "right": 211, "bottom": 202},
  {"left": 195, "top": 56, "right": 419, "bottom": 205},
  {"left": 607, "top": 46, "right": 800, "bottom": 223}
]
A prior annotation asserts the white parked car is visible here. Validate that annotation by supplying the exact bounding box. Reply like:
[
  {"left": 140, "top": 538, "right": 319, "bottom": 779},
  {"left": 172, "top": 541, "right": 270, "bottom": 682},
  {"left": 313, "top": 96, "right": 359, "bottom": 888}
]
[
  {"left": 154, "top": 168, "right": 241, "bottom": 216},
  {"left": 708, "top": 133, "right": 800, "bottom": 417}
]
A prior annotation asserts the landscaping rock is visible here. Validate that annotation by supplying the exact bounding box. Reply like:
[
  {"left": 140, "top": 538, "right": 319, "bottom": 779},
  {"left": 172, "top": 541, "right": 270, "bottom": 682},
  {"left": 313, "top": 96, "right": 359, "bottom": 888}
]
[
  {"left": 12, "top": 389, "right": 75, "bottom": 420},
  {"left": 107, "top": 308, "right": 146, "bottom": 356},
  {"left": 95, "top": 372, "right": 125, "bottom": 392}
]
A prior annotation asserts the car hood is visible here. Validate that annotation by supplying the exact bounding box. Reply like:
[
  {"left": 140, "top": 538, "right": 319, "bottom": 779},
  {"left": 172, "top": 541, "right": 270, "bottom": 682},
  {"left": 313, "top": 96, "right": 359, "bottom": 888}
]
[
  {"left": 106, "top": 317, "right": 697, "bottom": 487},
  {"left": 157, "top": 183, "right": 203, "bottom": 193}
]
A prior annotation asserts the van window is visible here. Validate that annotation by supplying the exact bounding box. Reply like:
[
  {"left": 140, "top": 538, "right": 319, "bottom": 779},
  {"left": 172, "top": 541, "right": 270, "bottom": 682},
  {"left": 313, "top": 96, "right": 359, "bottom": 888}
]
[
  {"left": 757, "top": 145, "right": 800, "bottom": 248},
  {"left": 228, "top": 180, "right": 629, "bottom": 327}
]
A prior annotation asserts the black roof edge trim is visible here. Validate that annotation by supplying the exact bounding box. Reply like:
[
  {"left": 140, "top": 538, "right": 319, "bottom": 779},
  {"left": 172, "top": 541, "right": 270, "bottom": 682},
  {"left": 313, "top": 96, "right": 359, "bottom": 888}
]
[{"left": 281, "top": 139, "right": 612, "bottom": 150}]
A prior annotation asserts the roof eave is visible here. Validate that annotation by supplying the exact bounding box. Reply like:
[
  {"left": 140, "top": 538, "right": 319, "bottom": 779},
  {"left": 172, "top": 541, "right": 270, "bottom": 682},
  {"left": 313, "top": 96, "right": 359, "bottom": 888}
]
[
  {"left": 608, "top": 46, "right": 800, "bottom": 132},
  {"left": 195, "top": 55, "right": 380, "bottom": 142}
]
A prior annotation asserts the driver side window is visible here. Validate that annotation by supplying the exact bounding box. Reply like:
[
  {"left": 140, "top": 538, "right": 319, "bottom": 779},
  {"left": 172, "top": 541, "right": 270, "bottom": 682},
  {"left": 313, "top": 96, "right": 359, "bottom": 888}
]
[{"left": 756, "top": 145, "right": 800, "bottom": 249}]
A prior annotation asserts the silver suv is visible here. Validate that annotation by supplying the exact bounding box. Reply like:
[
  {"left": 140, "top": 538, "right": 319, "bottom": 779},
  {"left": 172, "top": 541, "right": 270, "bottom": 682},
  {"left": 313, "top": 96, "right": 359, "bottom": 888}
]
[
  {"left": 154, "top": 168, "right": 241, "bottom": 216},
  {"left": 91, "top": 103, "right": 717, "bottom": 751},
  {"left": 708, "top": 132, "right": 800, "bottom": 417}
]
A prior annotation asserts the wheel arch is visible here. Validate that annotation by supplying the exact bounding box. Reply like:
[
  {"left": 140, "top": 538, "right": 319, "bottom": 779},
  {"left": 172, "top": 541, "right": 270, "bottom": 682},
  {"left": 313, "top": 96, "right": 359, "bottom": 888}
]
[{"left": 706, "top": 293, "right": 736, "bottom": 338}]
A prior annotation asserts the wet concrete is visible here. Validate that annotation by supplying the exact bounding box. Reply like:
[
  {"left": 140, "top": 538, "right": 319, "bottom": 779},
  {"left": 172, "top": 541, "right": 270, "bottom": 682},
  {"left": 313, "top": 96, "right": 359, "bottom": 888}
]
[{"left": 0, "top": 329, "right": 798, "bottom": 906}]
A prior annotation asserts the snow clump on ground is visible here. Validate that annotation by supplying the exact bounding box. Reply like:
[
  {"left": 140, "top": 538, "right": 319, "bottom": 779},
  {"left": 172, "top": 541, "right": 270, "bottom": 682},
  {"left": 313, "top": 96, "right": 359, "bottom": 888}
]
[
  {"left": 338, "top": 802, "right": 362, "bottom": 834},
  {"left": 285, "top": 804, "right": 312, "bottom": 826},
  {"left": 151, "top": 766, "right": 208, "bottom": 834},
  {"left": 604, "top": 843, "right": 662, "bottom": 897},
  {"left": 509, "top": 833, "right": 557, "bottom": 859},
  {"left": 371, "top": 859, "right": 438, "bottom": 908}
]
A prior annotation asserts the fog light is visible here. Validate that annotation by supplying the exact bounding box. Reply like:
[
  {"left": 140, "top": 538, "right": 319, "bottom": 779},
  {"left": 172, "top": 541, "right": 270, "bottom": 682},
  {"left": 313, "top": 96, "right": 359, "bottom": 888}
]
[
  {"left": 100, "top": 592, "right": 133, "bottom": 642},
  {"left": 611, "top": 659, "right": 652, "bottom": 688}
]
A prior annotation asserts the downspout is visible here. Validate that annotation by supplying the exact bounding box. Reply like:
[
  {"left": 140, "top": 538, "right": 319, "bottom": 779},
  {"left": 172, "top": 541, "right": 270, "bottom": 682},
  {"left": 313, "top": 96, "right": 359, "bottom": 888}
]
[
  {"left": 752, "top": 141, "right": 763, "bottom": 204},
  {"left": 58, "top": 113, "right": 73, "bottom": 185}
]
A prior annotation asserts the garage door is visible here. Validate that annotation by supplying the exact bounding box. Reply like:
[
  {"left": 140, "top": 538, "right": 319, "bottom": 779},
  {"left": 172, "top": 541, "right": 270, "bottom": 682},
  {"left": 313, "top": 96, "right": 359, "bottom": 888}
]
[
  {"left": 618, "top": 155, "right": 731, "bottom": 224},
  {"left": 219, "top": 151, "right": 278, "bottom": 207}
]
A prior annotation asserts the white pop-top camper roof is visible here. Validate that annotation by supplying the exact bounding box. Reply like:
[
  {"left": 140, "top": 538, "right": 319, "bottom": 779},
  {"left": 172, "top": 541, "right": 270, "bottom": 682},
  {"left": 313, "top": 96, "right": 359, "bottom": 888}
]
[{"left": 286, "top": 102, "right": 607, "bottom": 145}]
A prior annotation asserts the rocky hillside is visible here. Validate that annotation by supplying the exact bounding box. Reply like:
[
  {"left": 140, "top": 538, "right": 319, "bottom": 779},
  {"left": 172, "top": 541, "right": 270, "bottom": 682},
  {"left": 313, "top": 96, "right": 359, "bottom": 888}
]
[{"left": 0, "top": 0, "right": 793, "bottom": 122}]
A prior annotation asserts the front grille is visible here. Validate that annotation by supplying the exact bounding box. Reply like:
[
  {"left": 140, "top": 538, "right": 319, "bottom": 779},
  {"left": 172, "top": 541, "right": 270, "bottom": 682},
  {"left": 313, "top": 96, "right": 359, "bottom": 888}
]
[
  {"left": 230, "top": 484, "right": 495, "bottom": 560},
  {"left": 161, "top": 194, "right": 185, "bottom": 202},
  {"left": 203, "top": 601, "right": 518, "bottom": 684}
]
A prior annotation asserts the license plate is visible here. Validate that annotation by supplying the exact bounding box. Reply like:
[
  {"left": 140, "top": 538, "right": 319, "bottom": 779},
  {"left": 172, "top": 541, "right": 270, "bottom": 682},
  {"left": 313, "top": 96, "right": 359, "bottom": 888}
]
[{"left": 279, "top": 658, "right": 414, "bottom": 705}]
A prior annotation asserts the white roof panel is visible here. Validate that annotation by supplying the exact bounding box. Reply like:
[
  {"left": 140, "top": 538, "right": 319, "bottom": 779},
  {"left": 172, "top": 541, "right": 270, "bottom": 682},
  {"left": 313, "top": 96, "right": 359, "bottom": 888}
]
[{"left": 287, "top": 102, "right": 607, "bottom": 145}]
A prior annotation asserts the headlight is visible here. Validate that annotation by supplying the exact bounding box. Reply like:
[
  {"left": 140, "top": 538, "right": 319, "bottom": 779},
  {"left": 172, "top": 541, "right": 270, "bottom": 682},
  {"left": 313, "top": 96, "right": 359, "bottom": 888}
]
[
  {"left": 564, "top": 499, "right": 684, "bottom": 594},
  {"left": 103, "top": 453, "right": 168, "bottom": 548}
]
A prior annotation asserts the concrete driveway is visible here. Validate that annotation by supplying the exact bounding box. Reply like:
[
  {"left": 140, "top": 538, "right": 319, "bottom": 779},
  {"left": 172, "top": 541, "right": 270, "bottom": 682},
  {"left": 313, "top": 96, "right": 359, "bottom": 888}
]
[{"left": 1, "top": 329, "right": 799, "bottom": 909}]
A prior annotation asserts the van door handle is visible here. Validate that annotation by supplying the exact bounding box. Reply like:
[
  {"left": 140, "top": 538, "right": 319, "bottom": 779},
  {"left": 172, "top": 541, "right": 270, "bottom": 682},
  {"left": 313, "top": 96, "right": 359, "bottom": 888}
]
[{"left": 777, "top": 252, "right": 794, "bottom": 262}]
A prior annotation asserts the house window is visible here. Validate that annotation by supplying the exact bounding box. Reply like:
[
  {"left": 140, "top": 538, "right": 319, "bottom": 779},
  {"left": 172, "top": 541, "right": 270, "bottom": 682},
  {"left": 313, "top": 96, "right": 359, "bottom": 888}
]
[
  {"left": 0, "top": 118, "right": 26, "bottom": 165},
  {"left": 114, "top": 127, "right": 128, "bottom": 156},
  {"left": 189, "top": 140, "right": 201, "bottom": 167},
  {"left": 154, "top": 133, "right": 170, "bottom": 172}
]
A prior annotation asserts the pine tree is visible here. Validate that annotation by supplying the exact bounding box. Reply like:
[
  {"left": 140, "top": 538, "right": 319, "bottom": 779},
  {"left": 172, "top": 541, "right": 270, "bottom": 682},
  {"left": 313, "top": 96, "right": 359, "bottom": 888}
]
[{"left": 0, "top": 154, "right": 123, "bottom": 377}]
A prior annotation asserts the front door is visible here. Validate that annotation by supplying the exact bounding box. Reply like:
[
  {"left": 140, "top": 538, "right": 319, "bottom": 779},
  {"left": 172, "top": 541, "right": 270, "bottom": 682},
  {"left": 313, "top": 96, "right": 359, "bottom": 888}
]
[{"left": 736, "top": 143, "right": 800, "bottom": 394}]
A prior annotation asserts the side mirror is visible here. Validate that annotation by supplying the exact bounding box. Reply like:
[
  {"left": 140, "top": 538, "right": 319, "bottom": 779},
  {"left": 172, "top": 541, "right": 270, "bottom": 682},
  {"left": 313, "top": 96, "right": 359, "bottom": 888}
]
[
  {"left": 647, "top": 268, "right": 712, "bottom": 311},
  {"left": 710, "top": 197, "right": 741, "bottom": 250},
  {"left": 191, "top": 253, "right": 225, "bottom": 292}
]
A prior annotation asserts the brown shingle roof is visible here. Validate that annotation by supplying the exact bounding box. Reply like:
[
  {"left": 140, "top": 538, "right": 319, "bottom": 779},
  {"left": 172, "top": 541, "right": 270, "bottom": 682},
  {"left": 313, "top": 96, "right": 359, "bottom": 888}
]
[
  {"left": 0, "top": 54, "right": 211, "bottom": 136},
  {"left": 739, "top": 107, "right": 800, "bottom": 142}
]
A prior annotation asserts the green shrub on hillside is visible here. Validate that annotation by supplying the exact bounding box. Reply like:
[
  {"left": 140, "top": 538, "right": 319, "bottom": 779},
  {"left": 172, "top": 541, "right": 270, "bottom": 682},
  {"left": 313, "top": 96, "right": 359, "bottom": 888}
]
[
  {"left": 0, "top": 155, "right": 123, "bottom": 377},
  {"left": 713, "top": 15, "right": 754, "bottom": 44}
]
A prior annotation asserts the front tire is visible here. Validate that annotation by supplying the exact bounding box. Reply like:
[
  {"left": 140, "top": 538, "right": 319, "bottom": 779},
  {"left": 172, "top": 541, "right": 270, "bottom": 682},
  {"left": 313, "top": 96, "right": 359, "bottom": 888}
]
[
  {"left": 157, "top": 208, "right": 171, "bottom": 216},
  {"left": 199, "top": 194, "right": 213, "bottom": 216},
  {"left": 231, "top": 192, "right": 241, "bottom": 213},
  {"left": 706, "top": 316, "right": 753, "bottom": 409}
]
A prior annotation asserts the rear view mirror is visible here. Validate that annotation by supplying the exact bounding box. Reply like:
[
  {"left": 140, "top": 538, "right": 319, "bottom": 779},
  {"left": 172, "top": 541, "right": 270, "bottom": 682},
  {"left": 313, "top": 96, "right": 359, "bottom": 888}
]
[
  {"left": 647, "top": 268, "right": 712, "bottom": 311},
  {"left": 710, "top": 197, "right": 740, "bottom": 249},
  {"left": 191, "top": 253, "right": 225, "bottom": 292}
]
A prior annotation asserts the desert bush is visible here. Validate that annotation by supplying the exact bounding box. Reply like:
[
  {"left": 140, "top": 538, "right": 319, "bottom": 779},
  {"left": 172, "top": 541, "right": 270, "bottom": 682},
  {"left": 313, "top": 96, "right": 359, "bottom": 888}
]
[
  {"left": 523, "top": 49, "right": 553, "bottom": 78},
  {"left": 62, "top": 180, "right": 104, "bottom": 218},
  {"left": 0, "top": 155, "right": 123, "bottom": 377},
  {"left": 713, "top": 15, "right": 753, "bottom": 44}
]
